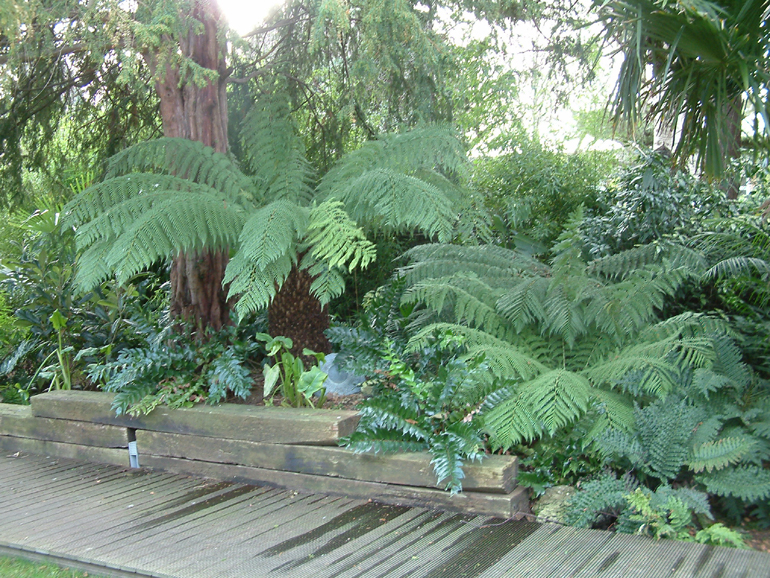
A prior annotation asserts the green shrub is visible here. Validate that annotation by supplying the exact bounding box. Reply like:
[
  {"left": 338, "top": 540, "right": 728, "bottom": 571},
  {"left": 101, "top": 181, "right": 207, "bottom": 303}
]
[
  {"left": 87, "top": 319, "right": 261, "bottom": 415},
  {"left": 338, "top": 331, "right": 499, "bottom": 494},
  {"left": 582, "top": 150, "right": 732, "bottom": 259}
]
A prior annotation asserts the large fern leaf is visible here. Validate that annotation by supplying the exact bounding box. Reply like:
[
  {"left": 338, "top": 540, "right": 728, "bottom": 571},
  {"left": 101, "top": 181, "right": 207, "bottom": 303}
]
[
  {"left": 403, "top": 274, "right": 511, "bottom": 339},
  {"left": 306, "top": 200, "right": 376, "bottom": 271},
  {"left": 697, "top": 465, "right": 770, "bottom": 502},
  {"left": 240, "top": 97, "right": 314, "bottom": 205},
  {"left": 104, "top": 138, "right": 253, "bottom": 200},
  {"left": 688, "top": 436, "right": 757, "bottom": 473},
  {"left": 518, "top": 369, "right": 592, "bottom": 435}
]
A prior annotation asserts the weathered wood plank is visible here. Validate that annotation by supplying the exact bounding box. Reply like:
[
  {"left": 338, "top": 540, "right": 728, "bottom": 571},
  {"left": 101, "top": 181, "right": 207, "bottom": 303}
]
[
  {"left": 0, "top": 404, "right": 128, "bottom": 447},
  {"left": 0, "top": 436, "right": 129, "bottom": 468},
  {"left": 138, "top": 454, "right": 530, "bottom": 519},
  {"left": 31, "top": 391, "right": 359, "bottom": 445},
  {"left": 135, "top": 430, "right": 517, "bottom": 493}
]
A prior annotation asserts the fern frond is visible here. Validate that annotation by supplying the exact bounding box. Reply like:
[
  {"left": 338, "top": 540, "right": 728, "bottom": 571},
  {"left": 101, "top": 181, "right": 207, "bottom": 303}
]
[
  {"left": 542, "top": 284, "right": 587, "bottom": 347},
  {"left": 404, "top": 274, "right": 510, "bottom": 339},
  {"left": 318, "top": 126, "right": 467, "bottom": 193},
  {"left": 400, "top": 243, "right": 547, "bottom": 286},
  {"left": 705, "top": 256, "right": 770, "bottom": 282},
  {"left": 583, "top": 338, "right": 687, "bottom": 396},
  {"left": 482, "top": 387, "right": 545, "bottom": 450},
  {"left": 93, "top": 194, "right": 245, "bottom": 287},
  {"left": 587, "top": 242, "right": 706, "bottom": 280},
  {"left": 225, "top": 252, "right": 295, "bottom": 318},
  {"left": 564, "top": 472, "right": 638, "bottom": 528},
  {"left": 496, "top": 277, "right": 549, "bottom": 331},
  {"left": 407, "top": 323, "right": 547, "bottom": 380},
  {"left": 240, "top": 97, "right": 314, "bottom": 205},
  {"left": 588, "top": 388, "right": 636, "bottom": 438},
  {"left": 587, "top": 266, "right": 691, "bottom": 341},
  {"left": 688, "top": 436, "right": 757, "bottom": 473},
  {"left": 333, "top": 169, "right": 458, "bottom": 242},
  {"left": 63, "top": 175, "right": 222, "bottom": 229},
  {"left": 635, "top": 397, "right": 704, "bottom": 481},
  {"left": 518, "top": 369, "right": 592, "bottom": 435},
  {"left": 697, "top": 465, "right": 770, "bottom": 502},
  {"left": 301, "top": 258, "right": 347, "bottom": 307},
  {"left": 75, "top": 240, "right": 117, "bottom": 292},
  {"left": 306, "top": 200, "right": 376, "bottom": 271},
  {"left": 640, "top": 312, "right": 735, "bottom": 341},
  {"left": 236, "top": 200, "right": 309, "bottom": 271},
  {"left": 104, "top": 137, "right": 253, "bottom": 199}
]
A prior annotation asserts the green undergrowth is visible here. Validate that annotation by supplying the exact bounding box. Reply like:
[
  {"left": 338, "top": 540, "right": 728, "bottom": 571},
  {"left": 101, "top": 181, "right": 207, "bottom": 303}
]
[{"left": 0, "top": 555, "right": 108, "bottom": 578}]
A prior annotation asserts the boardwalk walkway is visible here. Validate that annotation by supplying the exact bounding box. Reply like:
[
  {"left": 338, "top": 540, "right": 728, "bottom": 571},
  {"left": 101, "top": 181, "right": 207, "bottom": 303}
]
[{"left": 1, "top": 453, "right": 769, "bottom": 578}]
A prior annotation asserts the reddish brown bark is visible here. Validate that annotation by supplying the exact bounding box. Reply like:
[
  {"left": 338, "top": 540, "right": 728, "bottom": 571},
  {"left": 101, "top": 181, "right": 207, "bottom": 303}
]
[
  {"left": 151, "top": 0, "right": 231, "bottom": 331},
  {"left": 268, "top": 265, "right": 332, "bottom": 357}
]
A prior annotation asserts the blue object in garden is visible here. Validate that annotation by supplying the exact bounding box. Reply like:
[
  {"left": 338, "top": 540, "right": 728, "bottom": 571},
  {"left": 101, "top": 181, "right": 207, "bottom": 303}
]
[{"left": 320, "top": 353, "right": 364, "bottom": 396}]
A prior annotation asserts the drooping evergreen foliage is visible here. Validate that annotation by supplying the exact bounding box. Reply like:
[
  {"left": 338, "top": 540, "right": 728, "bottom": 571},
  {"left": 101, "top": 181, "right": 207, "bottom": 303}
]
[{"left": 63, "top": 96, "right": 468, "bottom": 322}]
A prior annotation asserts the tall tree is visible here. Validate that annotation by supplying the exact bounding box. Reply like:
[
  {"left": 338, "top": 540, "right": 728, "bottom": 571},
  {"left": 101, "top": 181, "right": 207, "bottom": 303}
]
[
  {"left": 149, "top": 0, "right": 232, "bottom": 331},
  {"left": 595, "top": 0, "right": 770, "bottom": 191},
  {"left": 2, "top": 0, "right": 236, "bottom": 330}
]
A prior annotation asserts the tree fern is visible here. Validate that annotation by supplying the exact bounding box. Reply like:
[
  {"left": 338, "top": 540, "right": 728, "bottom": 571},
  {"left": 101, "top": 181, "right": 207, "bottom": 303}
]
[
  {"left": 398, "top": 228, "right": 744, "bottom": 453},
  {"left": 65, "top": 94, "right": 470, "bottom": 324}
]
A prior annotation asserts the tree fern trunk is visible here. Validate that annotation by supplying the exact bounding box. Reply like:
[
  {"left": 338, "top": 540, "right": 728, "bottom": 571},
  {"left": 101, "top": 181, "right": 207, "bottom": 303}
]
[
  {"left": 151, "top": 0, "right": 231, "bottom": 331},
  {"left": 268, "top": 265, "right": 331, "bottom": 357}
]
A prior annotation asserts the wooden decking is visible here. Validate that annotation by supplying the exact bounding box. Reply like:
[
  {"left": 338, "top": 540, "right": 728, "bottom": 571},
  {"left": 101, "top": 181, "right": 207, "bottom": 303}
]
[{"left": 1, "top": 453, "right": 769, "bottom": 578}]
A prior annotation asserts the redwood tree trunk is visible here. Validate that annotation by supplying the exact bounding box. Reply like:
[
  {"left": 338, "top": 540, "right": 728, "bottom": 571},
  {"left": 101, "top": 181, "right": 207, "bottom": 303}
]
[
  {"left": 268, "top": 265, "right": 332, "bottom": 357},
  {"left": 152, "top": 0, "right": 231, "bottom": 331}
]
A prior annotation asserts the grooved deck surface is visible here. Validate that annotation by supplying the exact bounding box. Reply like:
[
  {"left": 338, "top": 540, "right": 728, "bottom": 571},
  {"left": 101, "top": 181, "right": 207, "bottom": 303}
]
[{"left": 1, "top": 453, "right": 769, "bottom": 578}]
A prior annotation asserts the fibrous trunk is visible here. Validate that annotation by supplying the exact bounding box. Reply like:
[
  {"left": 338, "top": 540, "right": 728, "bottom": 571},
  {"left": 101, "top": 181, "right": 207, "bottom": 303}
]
[
  {"left": 152, "top": 0, "right": 231, "bottom": 331},
  {"left": 268, "top": 265, "right": 332, "bottom": 357}
]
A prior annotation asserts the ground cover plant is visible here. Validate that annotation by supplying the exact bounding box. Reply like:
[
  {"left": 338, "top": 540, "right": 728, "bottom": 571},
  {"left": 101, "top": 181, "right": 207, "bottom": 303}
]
[{"left": 0, "top": 555, "right": 108, "bottom": 578}]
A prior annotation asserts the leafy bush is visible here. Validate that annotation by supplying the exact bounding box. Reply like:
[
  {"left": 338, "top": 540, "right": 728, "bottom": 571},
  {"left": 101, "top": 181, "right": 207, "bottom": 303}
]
[
  {"left": 0, "top": 203, "right": 146, "bottom": 397},
  {"left": 582, "top": 150, "right": 732, "bottom": 259},
  {"left": 564, "top": 473, "right": 746, "bottom": 548},
  {"left": 340, "top": 332, "right": 496, "bottom": 494},
  {"left": 516, "top": 425, "right": 605, "bottom": 497},
  {"left": 87, "top": 319, "right": 261, "bottom": 415},
  {"left": 471, "top": 137, "right": 613, "bottom": 253}
]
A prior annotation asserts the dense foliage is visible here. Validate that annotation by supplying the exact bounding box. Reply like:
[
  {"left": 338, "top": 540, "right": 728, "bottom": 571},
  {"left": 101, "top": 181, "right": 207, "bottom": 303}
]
[{"left": 2, "top": 0, "right": 769, "bottom": 548}]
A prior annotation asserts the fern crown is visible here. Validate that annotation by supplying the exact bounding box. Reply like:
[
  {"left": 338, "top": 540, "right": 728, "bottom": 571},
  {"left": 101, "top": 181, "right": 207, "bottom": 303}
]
[{"left": 64, "top": 96, "right": 468, "bottom": 318}]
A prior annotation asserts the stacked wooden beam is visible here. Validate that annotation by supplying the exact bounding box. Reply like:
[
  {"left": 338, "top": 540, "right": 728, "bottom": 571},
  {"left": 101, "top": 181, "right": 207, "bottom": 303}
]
[{"left": 0, "top": 391, "right": 529, "bottom": 518}]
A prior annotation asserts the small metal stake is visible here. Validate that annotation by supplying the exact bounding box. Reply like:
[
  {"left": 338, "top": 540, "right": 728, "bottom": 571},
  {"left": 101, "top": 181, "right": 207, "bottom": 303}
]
[{"left": 128, "top": 441, "right": 139, "bottom": 468}]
